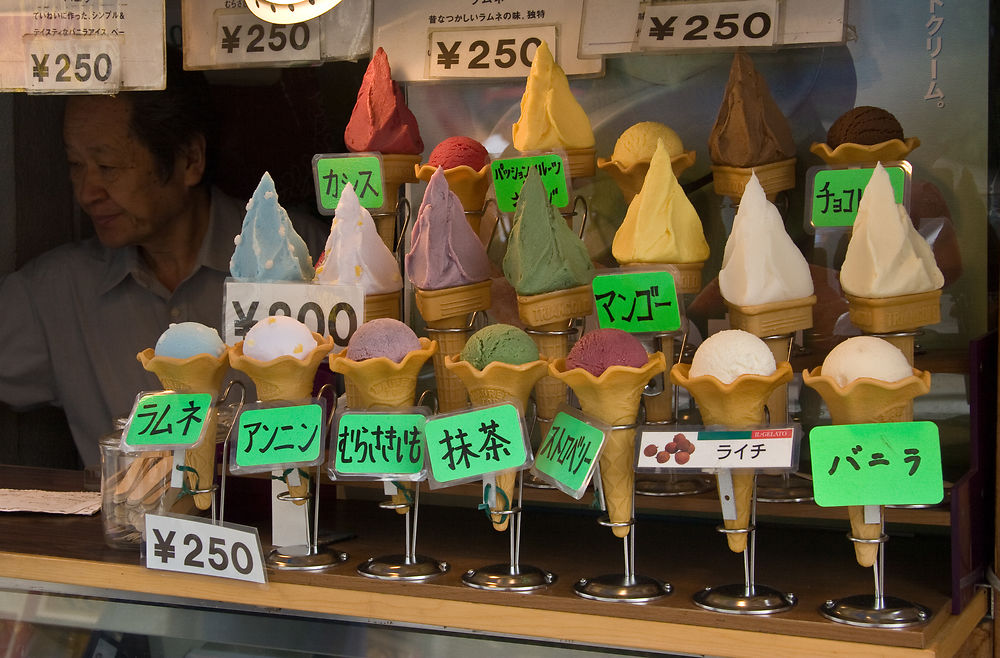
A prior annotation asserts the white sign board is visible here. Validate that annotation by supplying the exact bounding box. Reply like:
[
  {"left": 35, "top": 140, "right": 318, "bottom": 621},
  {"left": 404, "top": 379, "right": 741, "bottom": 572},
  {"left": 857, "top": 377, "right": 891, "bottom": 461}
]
[
  {"left": 0, "top": 1, "right": 164, "bottom": 92},
  {"left": 636, "top": 428, "right": 798, "bottom": 471},
  {"left": 373, "top": 0, "right": 603, "bottom": 82},
  {"left": 145, "top": 514, "right": 267, "bottom": 584},
  {"left": 181, "top": 0, "right": 371, "bottom": 69}
]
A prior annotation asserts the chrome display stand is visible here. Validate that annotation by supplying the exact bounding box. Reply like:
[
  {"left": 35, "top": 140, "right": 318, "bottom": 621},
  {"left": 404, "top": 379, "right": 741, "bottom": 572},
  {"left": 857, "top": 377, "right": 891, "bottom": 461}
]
[
  {"left": 693, "top": 472, "right": 796, "bottom": 614},
  {"left": 575, "top": 457, "right": 671, "bottom": 603},
  {"left": 358, "top": 482, "right": 449, "bottom": 581},
  {"left": 463, "top": 472, "right": 555, "bottom": 592},
  {"left": 820, "top": 510, "right": 930, "bottom": 627}
]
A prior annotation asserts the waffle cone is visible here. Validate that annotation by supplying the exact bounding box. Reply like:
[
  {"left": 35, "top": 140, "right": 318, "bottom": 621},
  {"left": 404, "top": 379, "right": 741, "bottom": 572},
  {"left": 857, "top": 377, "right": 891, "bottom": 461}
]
[
  {"left": 802, "top": 366, "right": 931, "bottom": 566},
  {"left": 597, "top": 150, "right": 697, "bottom": 204},
  {"left": 845, "top": 290, "right": 941, "bottom": 364},
  {"left": 230, "top": 334, "right": 334, "bottom": 505},
  {"left": 365, "top": 290, "right": 402, "bottom": 322},
  {"left": 137, "top": 348, "right": 230, "bottom": 510},
  {"left": 415, "top": 163, "right": 491, "bottom": 233},
  {"left": 809, "top": 137, "right": 920, "bottom": 165},
  {"left": 550, "top": 353, "right": 667, "bottom": 537},
  {"left": 671, "top": 362, "right": 793, "bottom": 551},
  {"left": 725, "top": 296, "right": 816, "bottom": 337},
  {"left": 711, "top": 157, "right": 796, "bottom": 200},
  {"left": 444, "top": 356, "right": 548, "bottom": 530},
  {"left": 565, "top": 146, "right": 596, "bottom": 179},
  {"left": 391, "top": 482, "right": 416, "bottom": 514}
]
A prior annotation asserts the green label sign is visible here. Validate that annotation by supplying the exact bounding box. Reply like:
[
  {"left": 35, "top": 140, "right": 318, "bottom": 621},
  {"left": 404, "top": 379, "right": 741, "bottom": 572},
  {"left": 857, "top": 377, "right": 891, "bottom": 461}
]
[
  {"left": 333, "top": 412, "right": 425, "bottom": 476},
  {"left": 491, "top": 154, "right": 569, "bottom": 212},
  {"left": 592, "top": 270, "right": 681, "bottom": 332},
  {"left": 312, "top": 154, "right": 384, "bottom": 214},
  {"left": 424, "top": 404, "right": 528, "bottom": 484},
  {"left": 533, "top": 411, "right": 604, "bottom": 493},
  {"left": 124, "top": 392, "right": 213, "bottom": 449},
  {"left": 810, "top": 422, "right": 942, "bottom": 507},
  {"left": 234, "top": 404, "right": 325, "bottom": 468},
  {"left": 810, "top": 166, "right": 906, "bottom": 228}
]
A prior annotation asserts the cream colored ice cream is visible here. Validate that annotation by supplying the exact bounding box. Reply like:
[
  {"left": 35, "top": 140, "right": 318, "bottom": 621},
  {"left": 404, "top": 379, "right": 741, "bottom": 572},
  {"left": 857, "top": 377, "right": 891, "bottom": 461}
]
[
  {"left": 821, "top": 336, "right": 913, "bottom": 388},
  {"left": 688, "top": 329, "right": 776, "bottom": 384},
  {"left": 511, "top": 40, "right": 594, "bottom": 152},
  {"left": 612, "top": 139, "right": 709, "bottom": 264},
  {"left": 611, "top": 122, "right": 683, "bottom": 167},
  {"left": 719, "top": 172, "right": 813, "bottom": 306},
  {"left": 840, "top": 163, "right": 943, "bottom": 298}
]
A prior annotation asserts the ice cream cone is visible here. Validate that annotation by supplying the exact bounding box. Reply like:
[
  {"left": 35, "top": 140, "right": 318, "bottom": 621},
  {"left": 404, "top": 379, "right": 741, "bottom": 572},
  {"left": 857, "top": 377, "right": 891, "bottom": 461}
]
[
  {"left": 330, "top": 338, "right": 437, "bottom": 513},
  {"left": 230, "top": 333, "right": 334, "bottom": 504},
  {"left": 844, "top": 289, "right": 941, "bottom": 364},
  {"left": 516, "top": 284, "right": 594, "bottom": 438},
  {"left": 671, "top": 361, "right": 793, "bottom": 551},
  {"left": 711, "top": 157, "right": 796, "bottom": 201},
  {"left": 414, "top": 281, "right": 492, "bottom": 413},
  {"left": 373, "top": 153, "right": 421, "bottom": 250},
  {"left": 550, "top": 353, "right": 667, "bottom": 537},
  {"left": 564, "top": 146, "right": 596, "bottom": 179},
  {"left": 597, "top": 151, "right": 697, "bottom": 204},
  {"left": 444, "top": 356, "right": 548, "bottom": 530},
  {"left": 137, "top": 348, "right": 230, "bottom": 510},
  {"left": 415, "top": 163, "right": 492, "bottom": 235},
  {"left": 809, "top": 137, "right": 920, "bottom": 166},
  {"left": 802, "top": 366, "right": 931, "bottom": 566},
  {"left": 365, "top": 289, "right": 402, "bottom": 322}
]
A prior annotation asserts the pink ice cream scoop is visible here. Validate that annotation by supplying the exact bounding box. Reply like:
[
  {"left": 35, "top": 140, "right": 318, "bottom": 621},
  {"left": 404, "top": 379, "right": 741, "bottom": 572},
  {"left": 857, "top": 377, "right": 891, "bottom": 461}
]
[
  {"left": 566, "top": 328, "right": 648, "bottom": 377},
  {"left": 428, "top": 136, "right": 490, "bottom": 170},
  {"left": 346, "top": 318, "right": 421, "bottom": 363}
]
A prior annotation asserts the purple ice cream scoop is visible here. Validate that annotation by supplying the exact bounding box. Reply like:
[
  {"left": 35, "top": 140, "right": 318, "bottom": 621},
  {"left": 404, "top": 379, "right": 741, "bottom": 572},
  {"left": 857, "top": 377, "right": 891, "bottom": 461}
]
[
  {"left": 346, "top": 318, "right": 421, "bottom": 363},
  {"left": 566, "top": 328, "right": 648, "bottom": 377}
]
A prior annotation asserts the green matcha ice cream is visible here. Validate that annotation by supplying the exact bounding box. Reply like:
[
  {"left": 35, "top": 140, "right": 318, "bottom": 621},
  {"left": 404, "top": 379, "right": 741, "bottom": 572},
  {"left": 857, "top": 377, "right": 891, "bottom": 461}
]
[{"left": 460, "top": 324, "right": 540, "bottom": 370}]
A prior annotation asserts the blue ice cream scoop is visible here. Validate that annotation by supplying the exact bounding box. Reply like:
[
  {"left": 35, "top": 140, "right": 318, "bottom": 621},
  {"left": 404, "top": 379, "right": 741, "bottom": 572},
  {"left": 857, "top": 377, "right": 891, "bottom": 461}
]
[{"left": 154, "top": 322, "right": 226, "bottom": 359}]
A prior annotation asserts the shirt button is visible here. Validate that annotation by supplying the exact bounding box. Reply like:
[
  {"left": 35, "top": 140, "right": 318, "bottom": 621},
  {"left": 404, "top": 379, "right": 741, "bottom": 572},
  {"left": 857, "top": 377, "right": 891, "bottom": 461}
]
[{"left": 170, "top": 307, "right": 181, "bottom": 320}]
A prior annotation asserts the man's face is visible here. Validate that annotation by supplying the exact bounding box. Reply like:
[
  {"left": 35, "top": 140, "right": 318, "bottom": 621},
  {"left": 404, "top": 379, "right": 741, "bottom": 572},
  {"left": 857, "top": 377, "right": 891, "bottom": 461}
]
[{"left": 64, "top": 95, "right": 192, "bottom": 249}]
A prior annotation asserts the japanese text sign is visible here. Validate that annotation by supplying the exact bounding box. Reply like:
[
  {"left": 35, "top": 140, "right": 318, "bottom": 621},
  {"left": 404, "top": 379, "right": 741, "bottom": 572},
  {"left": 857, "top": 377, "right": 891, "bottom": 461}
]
[
  {"left": 531, "top": 409, "right": 605, "bottom": 498},
  {"left": 636, "top": 1, "right": 778, "bottom": 50},
  {"left": 636, "top": 427, "right": 798, "bottom": 471},
  {"left": 333, "top": 412, "right": 426, "bottom": 478},
  {"left": 311, "top": 154, "right": 384, "bottom": 214},
  {"left": 808, "top": 165, "right": 908, "bottom": 228},
  {"left": 223, "top": 280, "right": 364, "bottom": 348},
  {"left": 123, "top": 392, "right": 213, "bottom": 451},
  {"left": 232, "top": 402, "right": 326, "bottom": 471},
  {"left": 810, "top": 422, "right": 943, "bottom": 507},
  {"left": 593, "top": 270, "right": 681, "bottom": 333},
  {"left": 491, "top": 155, "right": 569, "bottom": 212},
  {"left": 428, "top": 25, "right": 557, "bottom": 80},
  {"left": 424, "top": 404, "right": 529, "bottom": 486}
]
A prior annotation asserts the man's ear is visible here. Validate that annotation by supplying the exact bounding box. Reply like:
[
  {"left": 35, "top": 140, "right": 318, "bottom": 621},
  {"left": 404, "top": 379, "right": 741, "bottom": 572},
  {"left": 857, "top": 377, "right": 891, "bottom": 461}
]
[{"left": 180, "top": 133, "right": 207, "bottom": 187}]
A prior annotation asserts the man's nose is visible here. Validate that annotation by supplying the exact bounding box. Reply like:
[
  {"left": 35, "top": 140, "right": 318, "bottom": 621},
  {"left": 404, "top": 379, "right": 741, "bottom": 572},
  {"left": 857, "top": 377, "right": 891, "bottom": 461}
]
[{"left": 74, "top": 165, "right": 108, "bottom": 205}]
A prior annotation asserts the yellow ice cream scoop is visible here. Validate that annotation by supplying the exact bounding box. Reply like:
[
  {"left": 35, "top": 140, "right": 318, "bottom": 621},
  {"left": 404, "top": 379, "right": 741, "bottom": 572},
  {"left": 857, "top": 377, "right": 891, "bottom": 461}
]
[{"left": 512, "top": 40, "right": 594, "bottom": 152}]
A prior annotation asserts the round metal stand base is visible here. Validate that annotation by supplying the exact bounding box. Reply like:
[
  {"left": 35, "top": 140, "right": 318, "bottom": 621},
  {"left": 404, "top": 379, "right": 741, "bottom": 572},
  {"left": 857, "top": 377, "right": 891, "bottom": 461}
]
[
  {"left": 635, "top": 475, "right": 714, "bottom": 497},
  {"left": 357, "top": 554, "right": 449, "bottom": 581},
  {"left": 462, "top": 564, "right": 555, "bottom": 592},
  {"left": 573, "top": 574, "right": 671, "bottom": 603},
  {"left": 693, "top": 583, "right": 796, "bottom": 614},
  {"left": 267, "top": 544, "right": 349, "bottom": 571},
  {"left": 820, "top": 595, "right": 931, "bottom": 628},
  {"left": 755, "top": 473, "right": 814, "bottom": 503}
]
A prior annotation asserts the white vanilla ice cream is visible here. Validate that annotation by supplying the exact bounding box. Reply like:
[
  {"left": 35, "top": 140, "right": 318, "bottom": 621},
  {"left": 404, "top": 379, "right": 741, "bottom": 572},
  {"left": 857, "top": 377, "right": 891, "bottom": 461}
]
[
  {"left": 689, "top": 329, "right": 776, "bottom": 384},
  {"left": 821, "top": 336, "right": 913, "bottom": 387},
  {"left": 243, "top": 316, "right": 318, "bottom": 362}
]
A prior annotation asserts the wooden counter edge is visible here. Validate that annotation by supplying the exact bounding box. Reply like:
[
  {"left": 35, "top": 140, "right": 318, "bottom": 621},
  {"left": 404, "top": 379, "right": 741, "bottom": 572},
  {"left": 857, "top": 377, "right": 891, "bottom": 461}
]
[{"left": 0, "top": 551, "right": 985, "bottom": 657}]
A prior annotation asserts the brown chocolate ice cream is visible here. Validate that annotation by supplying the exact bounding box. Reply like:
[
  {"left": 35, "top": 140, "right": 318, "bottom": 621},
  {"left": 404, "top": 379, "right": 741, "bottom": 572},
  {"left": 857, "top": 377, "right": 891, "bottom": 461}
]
[{"left": 826, "top": 106, "right": 904, "bottom": 148}]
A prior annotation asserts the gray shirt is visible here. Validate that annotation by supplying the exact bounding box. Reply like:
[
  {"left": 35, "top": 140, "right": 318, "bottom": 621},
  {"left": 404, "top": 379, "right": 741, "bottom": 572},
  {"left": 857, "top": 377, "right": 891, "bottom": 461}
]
[{"left": 0, "top": 188, "right": 327, "bottom": 466}]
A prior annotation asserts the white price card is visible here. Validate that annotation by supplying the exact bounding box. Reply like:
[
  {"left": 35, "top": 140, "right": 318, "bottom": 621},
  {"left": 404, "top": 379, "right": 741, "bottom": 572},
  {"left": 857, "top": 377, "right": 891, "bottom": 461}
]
[
  {"left": 145, "top": 514, "right": 267, "bottom": 584},
  {"left": 427, "top": 25, "right": 557, "bottom": 80},
  {"left": 637, "top": 1, "right": 778, "bottom": 50},
  {"left": 636, "top": 427, "right": 799, "bottom": 471},
  {"left": 214, "top": 10, "right": 321, "bottom": 66},
  {"left": 24, "top": 37, "right": 120, "bottom": 93}
]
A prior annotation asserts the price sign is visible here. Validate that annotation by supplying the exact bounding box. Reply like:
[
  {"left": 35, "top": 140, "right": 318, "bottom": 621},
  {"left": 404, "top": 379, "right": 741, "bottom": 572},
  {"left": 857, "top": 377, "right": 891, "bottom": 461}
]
[
  {"left": 223, "top": 280, "right": 364, "bottom": 348},
  {"left": 428, "top": 25, "right": 556, "bottom": 79},
  {"left": 810, "top": 422, "right": 943, "bottom": 507},
  {"left": 333, "top": 412, "right": 426, "bottom": 477},
  {"left": 531, "top": 410, "right": 605, "bottom": 498},
  {"left": 637, "top": 1, "right": 777, "bottom": 50},
  {"left": 215, "top": 10, "right": 320, "bottom": 65},
  {"left": 311, "top": 154, "right": 384, "bottom": 214},
  {"left": 24, "top": 37, "right": 120, "bottom": 93},
  {"left": 636, "top": 427, "right": 798, "bottom": 471},
  {"left": 424, "top": 404, "right": 529, "bottom": 486},
  {"left": 145, "top": 514, "right": 267, "bottom": 584},
  {"left": 233, "top": 402, "right": 326, "bottom": 470},
  {"left": 592, "top": 270, "right": 681, "bottom": 333},
  {"left": 123, "top": 392, "right": 213, "bottom": 451},
  {"left": 807, "top": 165, "right": 908, "bottom": 228},
  {"left": 491, "top": 154, "right": 569, "bottom": 213}
]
